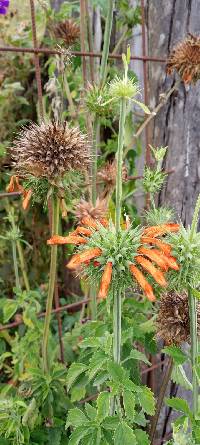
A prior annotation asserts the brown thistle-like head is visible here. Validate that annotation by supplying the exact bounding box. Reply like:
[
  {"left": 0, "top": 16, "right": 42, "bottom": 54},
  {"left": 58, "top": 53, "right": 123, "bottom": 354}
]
[
  {"left": 53, "top": 20, "right": 80, "bottom": 46},
  {"left": 166, "top": 33, "right": 200, "bottom": 84},
  {"left": 157, "top": 291, "right": 200, "bottom": 345},
  {"left": 11, "top": 121, "right": 90, "bottom": 180},
  {"left": 75, "top": 198, "right": 108, "bottom": 222}
]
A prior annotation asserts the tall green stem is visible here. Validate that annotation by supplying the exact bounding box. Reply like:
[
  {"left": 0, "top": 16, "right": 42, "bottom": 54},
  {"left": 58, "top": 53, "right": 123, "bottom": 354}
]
[
  {"left": 111, "top": 97, "right": 126, "bottom": 415},
  {"left": 115, "top": 98, "right": 126, "bottom": 232},
  {"left": 42, "top": 195, "right": 59, "bottom": 373},
  {"left": 91, "top": 116, "right": 99, "bottom": 206},
  {"left": 188, "top": 289, "right": 198, "bottom": 416},
  {"left": 100, "top": 0, "right": 115, "bottom": 86},
  {"left": 190, "top": 193, "right": 200, "bottom": 239},
  {"left": 16, "top": 241, "right": 30, "bottom": 292},
  {"left": 12, "top": 241, "right": 20, "bottom": 290}
]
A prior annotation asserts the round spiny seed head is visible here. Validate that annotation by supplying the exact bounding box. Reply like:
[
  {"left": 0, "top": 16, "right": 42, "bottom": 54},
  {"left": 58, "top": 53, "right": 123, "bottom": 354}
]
[
  {"left": 167, "top": 33, "right": 200, "bottom": 84},
  {"left": 145, "top": 207, "right": 174, "bottom": 226},
  {"left": 53, "top": 20, "right": 80, "bottom": 46},
  {"left": 157, "top": 291, "right": 200, "bottom": 345},
  {"left": 11, "top": 121, "right": 90, "bottom": 180},
  {"left": 75, "top": 198, "right": 108, "bottom": 222}
]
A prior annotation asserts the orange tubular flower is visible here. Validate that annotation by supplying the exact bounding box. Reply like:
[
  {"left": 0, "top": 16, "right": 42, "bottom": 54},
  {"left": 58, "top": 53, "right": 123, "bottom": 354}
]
[
  {"left": 22, "top": 189, "right": 33, "bottom": 210},
  {"left": 67, "top": 247, "right": 102, "bottom": 269},
  {"left": 47, "top": 235, "right": 87, "bottom": 245},
  {"left": 138, "top": 247, "right": 169, "bottom": 271},
  {"left": 74, "top": 226, "right": 92, "bottom": 236},
  {"left": 98, "top": 262, "right": 112, "bottom": 299},
  {"left": 81, "top": 216, "right": 99, "bottom": 229},
  {"left": 135, "top": 256, "right": 167, "bottom": 287},
  {"left": 143, "top": 223, "right": 179, "bottom": 238},
  {"left": 129, "top": 264, "right": 156, "bottom": 302},
  {"left": 141, "top": 237, "right": 172, "bottom": 256}
]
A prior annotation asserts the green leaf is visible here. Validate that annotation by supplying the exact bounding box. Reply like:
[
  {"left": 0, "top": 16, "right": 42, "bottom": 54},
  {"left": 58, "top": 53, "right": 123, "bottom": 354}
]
[
  {"left": 107, "top": 361, "right": 125, "bottom": 383},
  {"left": 114, "top": 422, "right": 137, "bottom": 445},
  {"left": 68, "top": 427, "right": 93, "bottom": 445},
  {"left": 96, "top": 392, "right": 110, "bottom": 423},
  {"left": 134, "top": 429, "right": 150, "bottom": 445},
  {"left": 123, "top": 390, "right": 135, "bottom": 420},
  {"left": 162, "top": 345, "right": 188, "bottom": 365},
  {"left": 123, "top": 349, "right": 151, "bottom": 366},
  {"left": 132, "top": 98, "right": 151, "bottom": 114},
  {"left": 67, "top": 363, "right": 88, "bottom": 390},
  {"left": 171, "top": 365, "right": 192, "bottom": 391},
  {"left": 137, "top": 387, "right": 155, "bottom": 415},
  {"left": 71, "top": 386, "right": 86, "bottom": 402},
  {"left": 3, "top": 300, "right": 19, "bottom": 322},
  {"left": 102, "top": 416, "right": 120, "bottom": 430},
  {"left": 88, "top": 352, "right": 107, "bottom": 381},
  {"left": 85, "top": 403, "right": 97, "bottom": 421},
  {"left": 165, "top": 397, "right": 193, "bottom": 419},
  {"left": 66, "top": 408, "right": 88, "bottom": 429}
]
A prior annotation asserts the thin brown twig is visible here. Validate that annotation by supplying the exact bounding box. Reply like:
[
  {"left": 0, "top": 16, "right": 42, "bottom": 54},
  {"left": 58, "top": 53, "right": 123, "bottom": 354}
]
[{"left": 0, "top": 299, "right": 90, "bottom": 332}]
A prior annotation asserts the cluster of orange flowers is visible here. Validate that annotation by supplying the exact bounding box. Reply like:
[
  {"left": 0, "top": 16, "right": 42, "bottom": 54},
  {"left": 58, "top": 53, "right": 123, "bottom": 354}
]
[{"left": 48, "top": 216, "right": 180, "bottom": 302}]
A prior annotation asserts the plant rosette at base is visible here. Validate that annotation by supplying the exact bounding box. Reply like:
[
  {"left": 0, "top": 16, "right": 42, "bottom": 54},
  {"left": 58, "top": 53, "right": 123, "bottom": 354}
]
[{"left": 47, "top": 216, "right": 180, "bottom": 302}]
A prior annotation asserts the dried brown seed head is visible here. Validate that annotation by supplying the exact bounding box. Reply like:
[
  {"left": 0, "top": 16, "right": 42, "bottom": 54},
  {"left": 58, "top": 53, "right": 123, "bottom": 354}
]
[
  {"left": 53, "top": 20, "right": 80, "bottom": 46},
  {"left": 157, "top": 291, "right": 200, "bottom": 345},
  {"left": 75, "top": 198, "right": 108, "bottom": 222},
  {"left": 97, "top": 160, "right": 127, "bottom": 188},
  {"left": 11, "top": 121, "right": 90, "bottom": 180},
  {"left": 166, "top": 33, "right": 200, "bottom": 84}
]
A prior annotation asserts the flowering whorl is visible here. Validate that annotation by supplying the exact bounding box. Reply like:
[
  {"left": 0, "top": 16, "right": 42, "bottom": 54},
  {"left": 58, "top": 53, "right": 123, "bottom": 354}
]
[
  {"left": 167, "top": 33, "right": 200, "bottom": 84},
  {"left": 53, "top": 20, "right": 80, "bottom": 46},
  {"left": 11, "top": 121, "right": 90, "bottom": 179}
]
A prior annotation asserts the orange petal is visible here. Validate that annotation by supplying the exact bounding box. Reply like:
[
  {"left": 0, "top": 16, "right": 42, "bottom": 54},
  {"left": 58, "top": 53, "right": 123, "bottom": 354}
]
[
  {"left": 135, "top": 256, "right": 167, "bottom": 287},
  {"left": 75, "top": 226, "right": 92, "bottom": 236},
  {"left": 162, "top": 254, "right": 179, "bottom": 271},
  {"left": 99, "top": 218, "right": 108, "bottom": 227},
  {"left": 47, "top": 235, "right": 87, "bottom": 245},
  {"left": 6, "top": 176, "right": 15, "bottom": 192},
  {"left": 143, "top": 223, "right": 179, "bottom": 238},
  {"left": 81, "top": 216, "right": 98, "bottom": 229},
  {"left": 98, "top": 262, "right": 112, "bottom": 299},
  {"left": 129, "top": 264, "right": 156, "bottom": 302},
  {"left": 93, "top": 261, "right": 100, "bottom": 267},
  {"left": 67, "top": 247, "right": 102, "bottom": 269},
  {"left": 22, "top": 189, "right": 32, "bottom": 210},
  {"left": 138, "top": 247, "right": 169, "bottom": 271},
  {"left": 141, "top": 237, "right": 172, "bottom": 255}
]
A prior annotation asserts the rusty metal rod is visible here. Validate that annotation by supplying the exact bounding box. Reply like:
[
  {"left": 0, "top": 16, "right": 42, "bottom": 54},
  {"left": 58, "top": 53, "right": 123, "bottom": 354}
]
[{"left": 0, "top": 46, "right": 166, "bottom": 62}]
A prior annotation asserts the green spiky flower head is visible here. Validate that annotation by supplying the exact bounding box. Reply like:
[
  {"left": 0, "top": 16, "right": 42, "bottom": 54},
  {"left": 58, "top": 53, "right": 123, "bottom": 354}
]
[{"left": 79, "top": 221, "right": 142, "bottom": 291}]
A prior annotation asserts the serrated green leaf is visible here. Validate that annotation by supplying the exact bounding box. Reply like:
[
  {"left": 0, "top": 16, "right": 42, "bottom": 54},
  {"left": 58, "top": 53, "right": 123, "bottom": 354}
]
[
  {"left": 68, "top": 426, "right": 93, "bottom": 445},
  {"left": 71, "top": 386, "right": 86, "bottom": 402},
  {"left": 88, "top": 352, "right": 107, "bottom": 381},
  {"left": 137, "top": 387, "right": 155, "bottom": 415},
  {"left": 165, "top": 397, "right": 193, "bottom": 419},
  {"left": 171, "top": 365, "right": 192, "bottom": 391},
  {"left": 162, "top": 346, "right": 188, "bottom": 365},
  {"left": 114, "top": 422, "right": 137, "bottom": 445},
  {"left": 67, "top": 363, "right": 88, "bottom": 390},
  {"left": 132, "top": 99, "right": 151, "bottom": 114},
  {"left": 107, "top": 361, "right": 125, "bottom": 383},
  {"left": 123, "top": 390, "right": 135, "bottom": 420},
  {"left": 93, "top": 370, "right": 109, "bottom": 386},
  {"left": 96, "top": 392, "right": 110, "bottom": 423},
  {"left": 134, "top": 429, "right": 150, "bottom": 445},
  {"left": 85, "top": 403, "right": 97, "bottom": 420},
  {"left": 3, "top": 300, "right": 18, "bottom": 323},
  {"left": 102, "top": 415, "right": 120, "bottom": 430},
  {"left": 66, "top": 408, "right": 88, "bottom": 429},
  {"left": 123, "top": 349, "right": 151, "bottom": 366}
]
